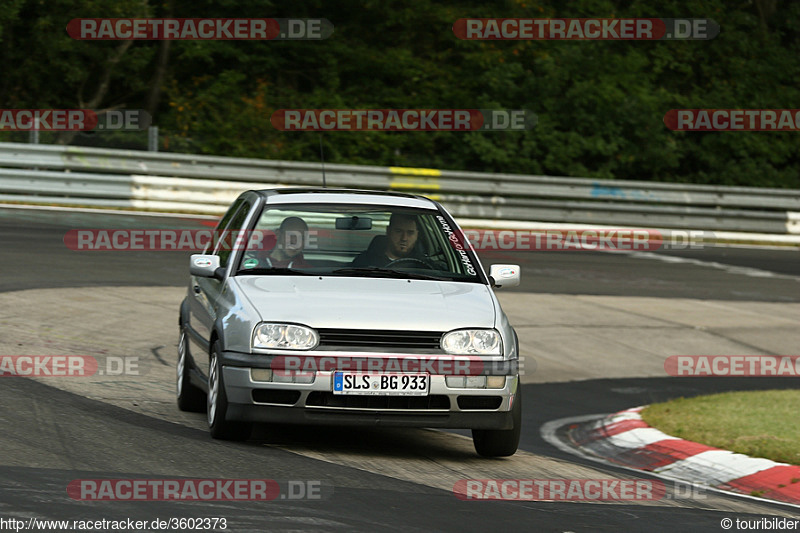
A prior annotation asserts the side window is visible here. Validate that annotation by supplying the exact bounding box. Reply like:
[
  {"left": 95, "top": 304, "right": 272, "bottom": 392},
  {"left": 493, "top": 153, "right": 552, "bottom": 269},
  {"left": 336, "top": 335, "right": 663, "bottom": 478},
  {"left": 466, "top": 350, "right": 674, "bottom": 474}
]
[
  {"left": 204, "top": 198, "right": 244, "bottom": 253},
  {"left": 214, "top": 201, "right": 252, "bottom": 268}
]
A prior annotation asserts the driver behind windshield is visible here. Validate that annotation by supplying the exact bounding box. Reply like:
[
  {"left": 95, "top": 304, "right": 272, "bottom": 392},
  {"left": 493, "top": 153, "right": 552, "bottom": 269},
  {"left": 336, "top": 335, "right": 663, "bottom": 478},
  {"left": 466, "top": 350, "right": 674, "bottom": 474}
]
[
  {"left": 351, "top": 213, "right": 424, "bottom": 267},
  {"left": 261, "top": 216, "right": 312, "bottom": 268}
]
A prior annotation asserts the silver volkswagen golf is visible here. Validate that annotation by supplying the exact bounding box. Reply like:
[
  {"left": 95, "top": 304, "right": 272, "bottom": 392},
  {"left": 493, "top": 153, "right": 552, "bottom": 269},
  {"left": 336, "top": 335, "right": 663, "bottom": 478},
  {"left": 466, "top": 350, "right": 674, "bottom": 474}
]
[{"left": 178, "top": 188, "right": 522, "bottom": 457}]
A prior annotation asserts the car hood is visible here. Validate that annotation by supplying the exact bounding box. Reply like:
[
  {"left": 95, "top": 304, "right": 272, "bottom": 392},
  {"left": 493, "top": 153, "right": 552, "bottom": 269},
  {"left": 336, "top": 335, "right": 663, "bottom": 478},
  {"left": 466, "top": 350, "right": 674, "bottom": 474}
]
[{"left": 234, "top": 276, "right": 496, "bottom": 331}]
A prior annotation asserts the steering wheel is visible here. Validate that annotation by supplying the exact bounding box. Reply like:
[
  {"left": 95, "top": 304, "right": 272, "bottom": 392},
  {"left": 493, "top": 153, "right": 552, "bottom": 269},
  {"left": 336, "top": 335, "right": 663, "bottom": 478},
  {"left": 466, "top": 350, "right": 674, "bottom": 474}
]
[{"left": 385, "top": 257, "right": 434, "bottom": 269}]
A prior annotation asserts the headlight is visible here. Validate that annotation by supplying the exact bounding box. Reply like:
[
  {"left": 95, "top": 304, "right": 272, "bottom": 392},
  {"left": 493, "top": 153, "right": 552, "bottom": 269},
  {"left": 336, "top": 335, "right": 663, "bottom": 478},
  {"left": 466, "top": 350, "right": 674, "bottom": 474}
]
[
  {"left": 441, "top": 329, "right": 501, "bottom": 355},
  {"left": 253, "top": 323, "right": 318, "bottom": 350}
]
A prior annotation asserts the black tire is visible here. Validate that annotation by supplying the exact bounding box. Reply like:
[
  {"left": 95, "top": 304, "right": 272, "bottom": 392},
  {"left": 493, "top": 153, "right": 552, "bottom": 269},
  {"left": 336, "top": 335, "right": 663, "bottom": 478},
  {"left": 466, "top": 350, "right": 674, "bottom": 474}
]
[
  {"left": 472, "top": 383, "right": 522, "bottom": 457},
  {"left": 207, "top": 340, "right": 252, "bottom": 441},
  {"left": 176, "top": 329, "right": 206, "bottom": 413}
]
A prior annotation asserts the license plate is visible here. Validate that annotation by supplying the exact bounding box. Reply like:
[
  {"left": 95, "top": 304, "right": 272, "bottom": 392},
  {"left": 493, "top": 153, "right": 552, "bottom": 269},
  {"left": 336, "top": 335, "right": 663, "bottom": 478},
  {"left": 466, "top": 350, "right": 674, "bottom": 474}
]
[{"left": 333, "top": 372, "right": 429, "bottom": 396}]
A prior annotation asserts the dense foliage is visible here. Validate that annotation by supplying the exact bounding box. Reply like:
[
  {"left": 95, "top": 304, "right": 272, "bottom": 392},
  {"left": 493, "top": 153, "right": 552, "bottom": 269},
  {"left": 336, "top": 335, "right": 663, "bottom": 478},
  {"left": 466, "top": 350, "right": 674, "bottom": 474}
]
[{"left": 1, "top": 0, "right": 798, "bottom": 187}]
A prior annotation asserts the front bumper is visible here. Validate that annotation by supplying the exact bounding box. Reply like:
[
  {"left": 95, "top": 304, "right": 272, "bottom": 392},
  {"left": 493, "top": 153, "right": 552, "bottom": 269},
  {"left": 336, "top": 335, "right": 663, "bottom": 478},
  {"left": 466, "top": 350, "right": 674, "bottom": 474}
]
[{"left": 220, "top": 350, "right": 520, "bottom": 430}]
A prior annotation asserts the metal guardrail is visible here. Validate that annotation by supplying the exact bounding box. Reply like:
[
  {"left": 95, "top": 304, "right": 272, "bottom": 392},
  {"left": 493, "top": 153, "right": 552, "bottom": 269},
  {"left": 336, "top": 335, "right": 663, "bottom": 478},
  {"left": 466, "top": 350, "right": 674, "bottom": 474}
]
[{"left": 0, "top": 142, "right": 797, "bottom": 233}]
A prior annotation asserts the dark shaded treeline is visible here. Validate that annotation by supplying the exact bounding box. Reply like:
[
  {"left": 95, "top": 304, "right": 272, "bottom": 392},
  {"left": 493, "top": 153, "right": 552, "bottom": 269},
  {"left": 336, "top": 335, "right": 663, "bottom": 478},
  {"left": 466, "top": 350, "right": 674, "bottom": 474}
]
[{"left": 1, "top": 0, "right": 797, "bottom": 188}]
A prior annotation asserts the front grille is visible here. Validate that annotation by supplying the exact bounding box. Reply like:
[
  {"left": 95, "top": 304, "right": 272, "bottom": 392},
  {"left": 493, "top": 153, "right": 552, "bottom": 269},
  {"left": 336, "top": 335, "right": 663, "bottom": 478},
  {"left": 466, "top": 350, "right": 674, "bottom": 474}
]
[
  {"left": 316, "top": 329, "right": 443, "bottom": 350},
  {"left": 457, "top": 396, "right": 503, "bottom": 410},
  {"left": 306, "top": 392, "right": 450, "bottom": 410}
]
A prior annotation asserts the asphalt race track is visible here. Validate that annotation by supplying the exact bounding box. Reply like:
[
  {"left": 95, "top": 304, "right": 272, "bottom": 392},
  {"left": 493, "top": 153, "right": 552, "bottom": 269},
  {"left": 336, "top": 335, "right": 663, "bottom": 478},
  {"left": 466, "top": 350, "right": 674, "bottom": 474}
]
[{"left": 1, "top": 206, "right": 799, "bottom": 532}]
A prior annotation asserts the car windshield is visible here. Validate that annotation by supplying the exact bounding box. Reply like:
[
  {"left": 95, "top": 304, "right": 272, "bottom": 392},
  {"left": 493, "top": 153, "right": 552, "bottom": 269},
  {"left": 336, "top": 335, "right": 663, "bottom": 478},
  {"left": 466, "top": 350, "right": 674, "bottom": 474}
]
[{"left": 234, "top": 203, "right": 482, "bottom": 282}]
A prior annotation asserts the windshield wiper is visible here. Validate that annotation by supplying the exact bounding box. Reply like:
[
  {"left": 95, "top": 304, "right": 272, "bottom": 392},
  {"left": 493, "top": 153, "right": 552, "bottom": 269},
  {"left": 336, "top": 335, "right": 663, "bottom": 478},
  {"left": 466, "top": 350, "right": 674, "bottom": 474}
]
[
  {"left": 330, "top": 267, "right": 398, "bottom": 277},
  {"left": 236, "top": 267, "right": 312, "bottom": 275},
  {"left": 398, "top": 272, "right": 451, "bottom": 281},
  {"left": 330, "top": 267, "right": 450, "bottom": 281}
]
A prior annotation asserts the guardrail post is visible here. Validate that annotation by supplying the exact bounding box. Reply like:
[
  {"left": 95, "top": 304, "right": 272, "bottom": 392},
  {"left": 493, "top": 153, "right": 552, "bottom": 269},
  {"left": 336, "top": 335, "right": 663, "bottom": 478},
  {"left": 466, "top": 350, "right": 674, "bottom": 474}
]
[
  {"left": 29, "top": 118, "right": 40, "bottom": 144},
  {"left": 148, "top": 126, "right": 159, "bottom": 152}
]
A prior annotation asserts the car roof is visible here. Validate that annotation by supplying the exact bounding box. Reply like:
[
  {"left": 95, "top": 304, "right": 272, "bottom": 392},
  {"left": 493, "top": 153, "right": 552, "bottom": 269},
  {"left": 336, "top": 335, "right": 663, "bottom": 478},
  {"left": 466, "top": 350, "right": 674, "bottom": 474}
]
[{"left": 253, "top": 188, "right": 439, "bottom": 209}]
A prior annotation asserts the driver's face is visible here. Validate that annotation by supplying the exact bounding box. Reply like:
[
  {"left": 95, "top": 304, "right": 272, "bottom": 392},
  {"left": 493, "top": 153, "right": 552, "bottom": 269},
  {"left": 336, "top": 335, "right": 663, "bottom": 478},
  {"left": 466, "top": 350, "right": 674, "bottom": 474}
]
[
  {"left": 387, "top": 219, "right": 418, "bottom": 258},
  {"left": 278, "top": 222, "right": 307, "bottom": 258}
]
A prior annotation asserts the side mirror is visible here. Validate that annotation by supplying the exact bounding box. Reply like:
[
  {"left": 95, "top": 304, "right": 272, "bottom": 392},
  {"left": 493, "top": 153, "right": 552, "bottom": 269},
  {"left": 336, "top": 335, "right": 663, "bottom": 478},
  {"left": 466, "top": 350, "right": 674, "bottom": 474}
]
[
  {"left": 488, "top": 264, "right": 520, "bottom": 288},
  {"left": 190, "top": 254, "right": 223, "bottom": 279}
]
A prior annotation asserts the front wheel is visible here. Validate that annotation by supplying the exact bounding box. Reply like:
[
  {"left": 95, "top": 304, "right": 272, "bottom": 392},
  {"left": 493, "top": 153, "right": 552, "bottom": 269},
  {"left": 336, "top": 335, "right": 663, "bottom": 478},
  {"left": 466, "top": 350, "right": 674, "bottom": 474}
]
[
  {"left": 177, "top": 330, "right": 206, "bottom": 413},
  {"left": 207, "top": 341, "right": 252, "bottom": 441},
  {"left": 472, "top": 384, "right": 522, "bottom": 457}
]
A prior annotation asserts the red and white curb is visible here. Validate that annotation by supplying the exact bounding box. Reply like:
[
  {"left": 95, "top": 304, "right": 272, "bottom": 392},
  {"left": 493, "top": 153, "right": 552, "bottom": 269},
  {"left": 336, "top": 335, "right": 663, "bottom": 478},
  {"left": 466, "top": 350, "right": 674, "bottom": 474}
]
[{"left": 542, "top": 407, "right": 800, "bottom": 507}]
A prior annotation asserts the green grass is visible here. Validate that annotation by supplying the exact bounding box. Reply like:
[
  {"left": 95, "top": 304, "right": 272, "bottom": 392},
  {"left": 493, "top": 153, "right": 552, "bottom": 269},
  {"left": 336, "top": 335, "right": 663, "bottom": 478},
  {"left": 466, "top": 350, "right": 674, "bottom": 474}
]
[{"left": 641, "top": 390, "right": 800, "bottom": 466}]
